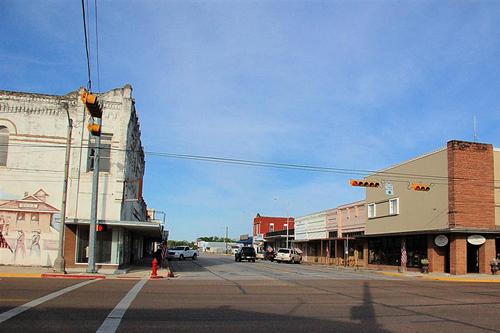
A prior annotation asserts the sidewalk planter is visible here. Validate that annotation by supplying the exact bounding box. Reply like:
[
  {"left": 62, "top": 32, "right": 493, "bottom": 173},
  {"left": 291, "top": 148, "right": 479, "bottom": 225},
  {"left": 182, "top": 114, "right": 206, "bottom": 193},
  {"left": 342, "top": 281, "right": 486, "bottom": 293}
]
[
  {"left": 490, "top": 259, "right": 499, "bottom": 275},
  {"left": 421, "top": 258, "right": 429, "bottom": 274}
]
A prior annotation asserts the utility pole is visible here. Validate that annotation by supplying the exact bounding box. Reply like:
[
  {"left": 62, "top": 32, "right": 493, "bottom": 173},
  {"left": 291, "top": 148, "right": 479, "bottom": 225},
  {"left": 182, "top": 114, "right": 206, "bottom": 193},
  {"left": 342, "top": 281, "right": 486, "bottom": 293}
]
[
  {"left": 80, "top": 88, "right": 103, "bottom": 274},
  {"left": 53, "top": 105, "right": 72, "bottom": 273},
  {"left": 87, "top": 117, "right": 101, "bottom": 273}
]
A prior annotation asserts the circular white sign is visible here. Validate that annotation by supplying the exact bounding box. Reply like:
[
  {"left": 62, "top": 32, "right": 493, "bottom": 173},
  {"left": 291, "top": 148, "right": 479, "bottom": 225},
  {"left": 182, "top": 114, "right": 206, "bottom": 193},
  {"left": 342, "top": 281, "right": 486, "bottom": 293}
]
[
  {"left": 434, "top": 235, "right": 449, "bottom": 247},
  {"left": 467, "top": 235, "right": 486, "bottom": 246}
]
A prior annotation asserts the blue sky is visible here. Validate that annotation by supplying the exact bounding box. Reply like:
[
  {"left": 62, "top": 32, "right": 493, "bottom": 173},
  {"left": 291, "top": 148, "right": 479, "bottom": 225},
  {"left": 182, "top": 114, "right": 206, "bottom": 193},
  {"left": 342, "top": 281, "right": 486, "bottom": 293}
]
[{"left": 2, "top": 1, "right": 500, "bottom": 241}]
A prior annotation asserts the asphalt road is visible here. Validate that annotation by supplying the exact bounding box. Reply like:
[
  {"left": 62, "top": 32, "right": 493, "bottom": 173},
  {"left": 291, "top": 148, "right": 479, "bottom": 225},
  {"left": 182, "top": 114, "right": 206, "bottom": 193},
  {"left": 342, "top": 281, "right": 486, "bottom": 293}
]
[{"left": 1, "top": 254, "right": 500, "bottom": 333}]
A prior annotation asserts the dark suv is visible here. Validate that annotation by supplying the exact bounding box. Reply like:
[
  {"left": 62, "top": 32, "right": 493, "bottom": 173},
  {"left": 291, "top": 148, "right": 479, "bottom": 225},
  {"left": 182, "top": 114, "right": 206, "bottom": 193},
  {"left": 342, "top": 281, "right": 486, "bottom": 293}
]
[{"left": 235, "top": 247, "right": 256, "bottom": 262}]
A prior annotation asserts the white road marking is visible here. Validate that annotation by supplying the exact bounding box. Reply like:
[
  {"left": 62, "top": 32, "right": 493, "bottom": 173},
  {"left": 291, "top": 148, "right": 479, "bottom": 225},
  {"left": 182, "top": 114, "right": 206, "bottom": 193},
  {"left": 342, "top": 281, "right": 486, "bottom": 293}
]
[
  {"left": 96, "top": 277, "right": 148, "bottom": 333},
  {"left": 0, "top": 279, "right": 97, "bottom": 324}
]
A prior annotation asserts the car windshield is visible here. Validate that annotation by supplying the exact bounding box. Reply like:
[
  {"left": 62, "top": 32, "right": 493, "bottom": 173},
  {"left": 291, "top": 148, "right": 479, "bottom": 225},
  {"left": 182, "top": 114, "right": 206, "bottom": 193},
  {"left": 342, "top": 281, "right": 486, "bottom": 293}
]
[
  {"left": 172, "top": 247, "right": 186, "bottom": 250},
  {"left": 241, "top": 247, "right": 255, "bottom": 254},
  {"left": 278, "top": 249, "right": 291, "bottom": 253}
]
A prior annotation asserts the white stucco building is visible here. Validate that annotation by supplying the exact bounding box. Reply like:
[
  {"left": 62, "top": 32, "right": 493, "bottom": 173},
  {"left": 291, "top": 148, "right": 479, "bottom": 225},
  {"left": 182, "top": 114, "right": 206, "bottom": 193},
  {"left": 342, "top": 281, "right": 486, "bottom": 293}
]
[{"left": 0, "top": 85, "right": 162, "bottom": 270}]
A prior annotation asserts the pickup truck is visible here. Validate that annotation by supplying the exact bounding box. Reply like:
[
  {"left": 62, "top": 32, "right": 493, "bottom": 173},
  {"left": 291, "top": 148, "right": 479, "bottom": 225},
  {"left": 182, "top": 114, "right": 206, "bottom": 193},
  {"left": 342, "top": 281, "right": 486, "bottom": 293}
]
[{"left": 167, "top": 246, "right": 198, "bottom": 260}]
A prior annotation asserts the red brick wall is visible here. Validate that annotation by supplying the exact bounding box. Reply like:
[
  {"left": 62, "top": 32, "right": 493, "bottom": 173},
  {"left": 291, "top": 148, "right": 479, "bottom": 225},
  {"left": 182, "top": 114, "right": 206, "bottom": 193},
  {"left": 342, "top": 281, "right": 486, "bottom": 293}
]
[
  {"left": 447, "top": 141, "right": 495, "bottom": 229},
  {"left": 479, "top": 237, "right": 496, "bottom": 274},
  {"left": 450, "top": 234, "right": 467, "bottom": 275},
  {"left": 253, "top": 215, "right": 295, "bottom": 236},
  {"left": 427, "top": 235, "right": 446, "bottom": 273}
]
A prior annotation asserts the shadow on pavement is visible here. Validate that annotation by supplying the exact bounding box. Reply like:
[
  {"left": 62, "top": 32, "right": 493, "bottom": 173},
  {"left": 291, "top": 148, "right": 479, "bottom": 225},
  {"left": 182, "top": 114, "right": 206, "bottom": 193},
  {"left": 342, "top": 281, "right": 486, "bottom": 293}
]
[
  {"left": 119, "top": 302, "right": 393, "bottom": 333},
  {"left": 350, "top": 282, "right": 384, "bottom": 330}
]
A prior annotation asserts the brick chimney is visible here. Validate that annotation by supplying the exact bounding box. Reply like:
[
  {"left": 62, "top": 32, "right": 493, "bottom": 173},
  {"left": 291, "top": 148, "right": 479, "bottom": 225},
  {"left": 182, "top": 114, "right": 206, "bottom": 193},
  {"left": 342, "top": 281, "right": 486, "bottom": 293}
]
[{"left": 447, "top": 140, "right": 495, "bottom": 229}]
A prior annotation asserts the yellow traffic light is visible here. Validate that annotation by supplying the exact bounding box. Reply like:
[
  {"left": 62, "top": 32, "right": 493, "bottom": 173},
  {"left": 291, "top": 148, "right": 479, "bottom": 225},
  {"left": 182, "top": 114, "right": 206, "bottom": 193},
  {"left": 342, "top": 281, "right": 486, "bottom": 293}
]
[
  {"left": 350, "top": 179, "right": 380, "bottom": 188},
  {"left": 411, "top": 183, "right": 431, "bottom": 191},
  {"left": 81, "top": 89, "right": 102, "bottom": 118},
  {"left": 87, "top": 123, "right": 101, "bottom": 136}
]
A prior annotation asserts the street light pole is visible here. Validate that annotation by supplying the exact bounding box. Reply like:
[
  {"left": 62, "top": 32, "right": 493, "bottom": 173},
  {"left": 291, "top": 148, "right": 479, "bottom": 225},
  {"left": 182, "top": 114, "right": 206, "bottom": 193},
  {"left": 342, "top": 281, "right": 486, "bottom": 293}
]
[
  {"left": 87, "top": 117, "right": 101, "bottom": 274},
  {"left": 274, "top": 197, "right": 290, "bottom": 248},
  {"left": 53, "top": 106, "right": 72, "bottom": 273}
]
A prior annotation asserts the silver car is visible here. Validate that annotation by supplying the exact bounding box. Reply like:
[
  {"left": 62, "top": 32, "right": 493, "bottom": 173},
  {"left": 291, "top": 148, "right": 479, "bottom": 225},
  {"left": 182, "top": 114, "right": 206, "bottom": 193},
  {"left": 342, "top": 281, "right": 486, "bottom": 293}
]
[{"left": 275, "top": 248, "right": 302, "bottom": 264}]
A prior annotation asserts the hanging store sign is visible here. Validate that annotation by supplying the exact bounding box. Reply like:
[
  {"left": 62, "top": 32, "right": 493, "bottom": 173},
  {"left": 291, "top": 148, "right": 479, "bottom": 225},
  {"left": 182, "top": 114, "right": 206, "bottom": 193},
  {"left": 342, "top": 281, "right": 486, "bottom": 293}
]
[
  {"left": 385, "top": 183, "right": 394, "bottom": 196},
  {"left": 467, "top": 235, "right": 486, "bottom": 246},
  {"left": 434, "top": 235, "right": 449, "bottom": 247}
]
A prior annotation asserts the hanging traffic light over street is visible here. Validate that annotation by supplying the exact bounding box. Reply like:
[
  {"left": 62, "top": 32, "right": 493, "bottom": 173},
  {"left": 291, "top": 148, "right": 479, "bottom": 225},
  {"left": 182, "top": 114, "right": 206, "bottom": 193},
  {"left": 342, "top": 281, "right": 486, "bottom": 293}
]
[
  {"left": 81, "top": 89, "right": 103, "bottom": 118},
  {"left": 350, "top": 179, "right": 380, "bottom": 188},
  {"left": 411, "top": 183, "right": 431, "bottom": 191}
]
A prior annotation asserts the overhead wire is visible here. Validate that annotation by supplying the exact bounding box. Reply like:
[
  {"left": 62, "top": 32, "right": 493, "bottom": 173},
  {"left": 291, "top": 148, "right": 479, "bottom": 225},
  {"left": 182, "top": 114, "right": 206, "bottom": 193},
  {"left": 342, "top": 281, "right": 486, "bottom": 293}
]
[
  {"left": 1, "top": 142, "right": 500, "bottom": 186},
  {"left": 94, "top": 0, "right": 101, "bottom": 92},
  {"left": 81, "top": 0, "right": 92, "bottom": 91}
]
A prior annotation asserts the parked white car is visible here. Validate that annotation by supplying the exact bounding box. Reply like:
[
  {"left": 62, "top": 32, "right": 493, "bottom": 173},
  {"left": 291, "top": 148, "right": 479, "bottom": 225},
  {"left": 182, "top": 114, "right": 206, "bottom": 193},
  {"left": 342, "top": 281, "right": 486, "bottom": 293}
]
[
  {"left": 168, "top": 246, "right": 198, "bottom": 260},
  {"left": 275, "top": 248, "right": 302, "bottom": 264}
]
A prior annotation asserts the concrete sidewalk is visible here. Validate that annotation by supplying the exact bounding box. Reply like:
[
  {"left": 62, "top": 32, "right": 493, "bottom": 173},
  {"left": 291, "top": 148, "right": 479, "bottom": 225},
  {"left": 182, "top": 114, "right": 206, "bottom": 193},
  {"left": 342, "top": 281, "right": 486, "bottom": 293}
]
[
  {"left": 0, "top": 259, "right": 174, "bottom": 279},
  {"left": 378, "top": 269, "right": 500, "bottom": 282}
]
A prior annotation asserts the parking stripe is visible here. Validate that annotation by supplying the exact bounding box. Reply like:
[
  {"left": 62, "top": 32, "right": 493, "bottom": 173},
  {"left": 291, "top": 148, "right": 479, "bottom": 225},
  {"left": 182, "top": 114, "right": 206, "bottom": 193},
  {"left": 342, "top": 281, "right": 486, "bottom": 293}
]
[
  {"left": 0, "top": 279, "right": 97, "bottom": 324},
  {"left": 96, "top": 278, "right": 148, "bottom": 333}
]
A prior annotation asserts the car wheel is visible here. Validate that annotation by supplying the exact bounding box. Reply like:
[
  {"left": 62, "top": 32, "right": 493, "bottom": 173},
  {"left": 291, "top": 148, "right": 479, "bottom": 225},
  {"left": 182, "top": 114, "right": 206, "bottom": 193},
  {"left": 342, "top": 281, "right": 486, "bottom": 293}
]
[
  {"left": 179, "top": 254, "right": 184, "bottom": 261},
  {"left": 192, "top": 253, "right": 197, "bottom": 260},
  {"left": 252, "top": 259, "right": 255, "bottom": 262}
]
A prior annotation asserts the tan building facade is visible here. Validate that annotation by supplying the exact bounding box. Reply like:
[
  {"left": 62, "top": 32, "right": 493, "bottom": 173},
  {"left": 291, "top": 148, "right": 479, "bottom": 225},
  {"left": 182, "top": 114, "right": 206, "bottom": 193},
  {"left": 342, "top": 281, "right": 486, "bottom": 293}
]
[
  {"left": 293, "top": 200, "right": 366, "bottom": 266},
  {"left": 364, "top": 140, "right": 500, "bottom": 274}
]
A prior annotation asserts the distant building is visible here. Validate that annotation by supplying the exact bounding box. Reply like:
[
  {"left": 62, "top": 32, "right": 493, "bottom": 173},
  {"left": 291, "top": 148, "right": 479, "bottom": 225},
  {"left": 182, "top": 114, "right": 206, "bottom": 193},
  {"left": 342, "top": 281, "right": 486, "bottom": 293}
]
[
  {"left": 253, "top": 214, "right": 294, "bottom": 238},
  {"left": 0, "top": 85, "right": 162, "bottom": 270},
  {"left": 293, "top": 200, "right": 365, "bottom": 266},
  {"left": 253, "top": 214, "right": 295, "bottom": 252}
]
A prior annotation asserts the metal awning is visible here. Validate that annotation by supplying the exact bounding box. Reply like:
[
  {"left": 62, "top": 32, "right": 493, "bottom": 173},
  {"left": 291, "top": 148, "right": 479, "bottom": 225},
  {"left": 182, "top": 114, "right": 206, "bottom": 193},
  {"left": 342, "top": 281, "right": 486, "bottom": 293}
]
[
  {"left": 265, "top": 235, "right": 295, "bottom": 240},
  {"left": 65, "top": 218, "right": 163, "bottom": 238}
]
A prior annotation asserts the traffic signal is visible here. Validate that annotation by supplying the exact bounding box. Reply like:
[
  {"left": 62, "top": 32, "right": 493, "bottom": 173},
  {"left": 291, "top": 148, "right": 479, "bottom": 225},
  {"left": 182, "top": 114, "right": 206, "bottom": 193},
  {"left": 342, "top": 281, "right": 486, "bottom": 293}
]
[
  {"left": 411, "top": 183, "right": 431, "bottom": 191},
  {"left": 96, "top": 224, "right": 107, "bottom": 232},
  {"left": 87, "top": 123, "right": 101, "bottom": 136},
  {"left": 81, "top": 89, "right": 103, "bottom": 118},
  {"left": 350, "top": 179, "right": 380, "bottom": 188}
]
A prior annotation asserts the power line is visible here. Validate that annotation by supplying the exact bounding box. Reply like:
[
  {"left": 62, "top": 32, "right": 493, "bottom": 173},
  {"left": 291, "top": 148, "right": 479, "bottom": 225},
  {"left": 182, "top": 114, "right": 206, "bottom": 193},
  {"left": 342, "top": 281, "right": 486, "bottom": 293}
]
[
  {"left": 1, "top": 142, "right": 500, "bottom": 185},
  {"left": 94, "top": 0, "right": 101, "bottom": 92},
  {"left": 81, "top": 0, "right": 92, "bottom": 90}
]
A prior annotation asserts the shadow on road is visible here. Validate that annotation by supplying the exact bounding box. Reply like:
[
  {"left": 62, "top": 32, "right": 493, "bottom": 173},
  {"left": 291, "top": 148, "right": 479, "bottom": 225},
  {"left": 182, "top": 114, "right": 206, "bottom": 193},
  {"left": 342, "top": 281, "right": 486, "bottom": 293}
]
[
  {"left": 119, "top": 303, "right": 393, "bottom": 333},
  {"left": 350, "top": 282, "right": 385, "bottom": 330}
]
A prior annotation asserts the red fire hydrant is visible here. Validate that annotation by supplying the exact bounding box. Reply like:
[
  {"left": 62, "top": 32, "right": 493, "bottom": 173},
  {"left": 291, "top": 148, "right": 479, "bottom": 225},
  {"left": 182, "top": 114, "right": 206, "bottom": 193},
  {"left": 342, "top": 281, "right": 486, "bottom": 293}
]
[{"left": 151, "top": 258, "right": 158, "bottom": 278}]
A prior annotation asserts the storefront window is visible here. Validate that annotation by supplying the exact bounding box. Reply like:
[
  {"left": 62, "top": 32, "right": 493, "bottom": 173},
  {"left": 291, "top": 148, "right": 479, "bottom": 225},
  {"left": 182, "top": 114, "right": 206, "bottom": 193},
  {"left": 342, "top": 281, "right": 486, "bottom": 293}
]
[
  {"left": 368, "top": 236, "right": 427, "bottom": 267},
  {"left": 368, "top": 237, "right": 401, "bottom": 266},
  {"left": 76, "top": 225, "right": 113, "bottom": 264}
]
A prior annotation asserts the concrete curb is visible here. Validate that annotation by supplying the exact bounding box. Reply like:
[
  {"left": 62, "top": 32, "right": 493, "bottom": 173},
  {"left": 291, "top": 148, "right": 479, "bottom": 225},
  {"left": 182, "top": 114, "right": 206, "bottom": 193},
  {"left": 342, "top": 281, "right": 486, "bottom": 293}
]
[
  {"left": 41, "top": 273, "right": 106, "bottom": 279},
  {"left": 422, "top": 276, "right": 500, "bottom": 283},
  {"left": 0, "top": 273, "right": 42, "bottom": 278},
  {"left": 379, "top": 271, "right": 500, "bottom": 283}
]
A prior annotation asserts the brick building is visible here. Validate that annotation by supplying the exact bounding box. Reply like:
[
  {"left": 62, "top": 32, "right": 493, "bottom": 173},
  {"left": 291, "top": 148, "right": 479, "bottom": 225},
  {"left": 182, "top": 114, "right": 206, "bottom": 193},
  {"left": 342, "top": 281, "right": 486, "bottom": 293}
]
[
  {"left": 253, "top": 214, "right": 294, "bottom": 237},
  {"left": 253, "top": 214, "right": 295, "bottom": 252},
  {"left": 364, "top": 140, "right": 500, "bottom": 274}
]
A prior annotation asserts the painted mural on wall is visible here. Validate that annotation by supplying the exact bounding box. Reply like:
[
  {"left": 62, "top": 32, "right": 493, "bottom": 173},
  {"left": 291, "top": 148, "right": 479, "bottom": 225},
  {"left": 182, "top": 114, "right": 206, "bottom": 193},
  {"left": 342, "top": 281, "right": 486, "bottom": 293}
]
[{"left": 0, "top": 189, "right": 59, "bottom": 266}]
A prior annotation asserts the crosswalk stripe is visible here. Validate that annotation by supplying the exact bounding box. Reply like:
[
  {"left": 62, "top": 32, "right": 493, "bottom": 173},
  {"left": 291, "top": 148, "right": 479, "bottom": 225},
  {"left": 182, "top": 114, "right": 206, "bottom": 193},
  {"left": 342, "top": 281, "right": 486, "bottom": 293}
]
[
  {"left": 0, "top": 279, "right": 97, "bottom": 324},
  {"left": 96, "top": 277, "right": 148, "bottom": 333}
]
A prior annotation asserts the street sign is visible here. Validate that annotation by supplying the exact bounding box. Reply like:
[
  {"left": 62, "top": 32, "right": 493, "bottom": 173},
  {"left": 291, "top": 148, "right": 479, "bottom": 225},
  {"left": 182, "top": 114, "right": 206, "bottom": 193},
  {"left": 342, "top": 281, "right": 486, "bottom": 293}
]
[{"left": 385, "top": 182, "right": 394, "bottom": 196}]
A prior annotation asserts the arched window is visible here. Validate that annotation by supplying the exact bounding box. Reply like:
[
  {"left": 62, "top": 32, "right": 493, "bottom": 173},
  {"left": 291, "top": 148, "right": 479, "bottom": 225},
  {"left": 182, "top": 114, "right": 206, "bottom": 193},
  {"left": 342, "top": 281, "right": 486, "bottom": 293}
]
[{"left": 0, "top": 126, "right": 8, "bottom": 166}]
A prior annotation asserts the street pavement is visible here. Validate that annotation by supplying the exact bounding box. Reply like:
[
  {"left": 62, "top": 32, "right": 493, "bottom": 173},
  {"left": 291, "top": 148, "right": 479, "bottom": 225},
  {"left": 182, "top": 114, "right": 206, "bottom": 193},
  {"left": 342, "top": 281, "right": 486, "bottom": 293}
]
[{"left": 1, "top": 254, "right": 500, "bottom": 332}]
